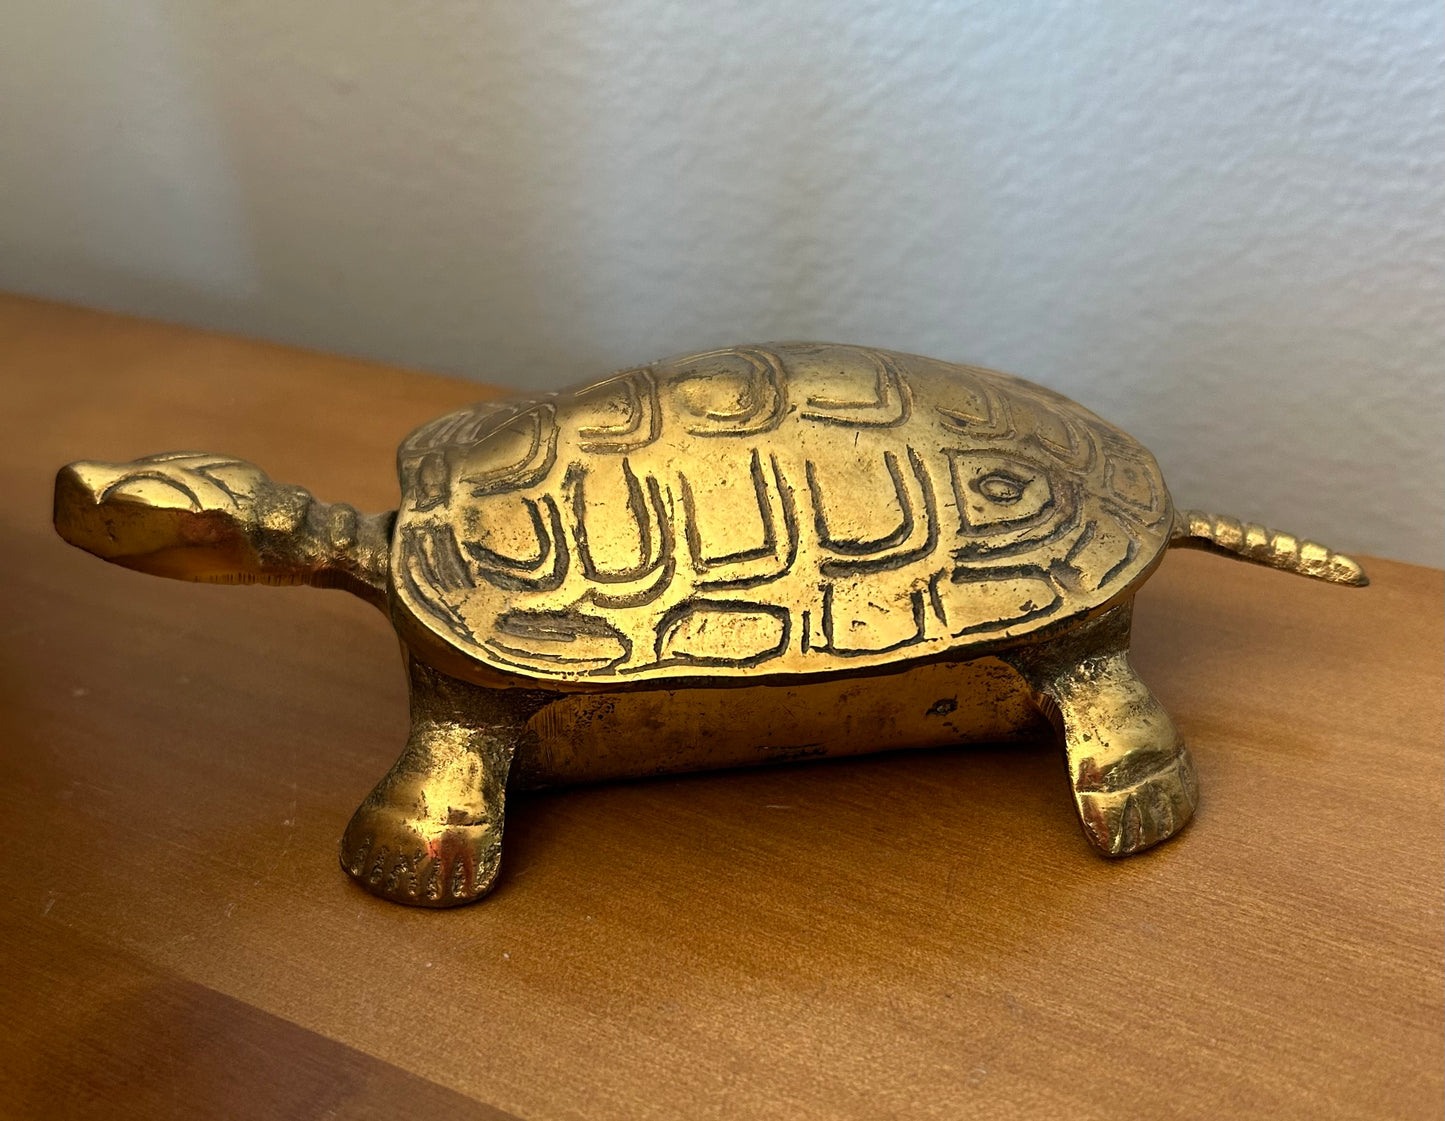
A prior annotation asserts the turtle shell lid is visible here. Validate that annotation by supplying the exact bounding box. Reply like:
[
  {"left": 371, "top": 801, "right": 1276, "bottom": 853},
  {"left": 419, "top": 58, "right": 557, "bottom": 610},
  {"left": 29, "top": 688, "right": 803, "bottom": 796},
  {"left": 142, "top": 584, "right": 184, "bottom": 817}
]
[{"left": 390, "top": 343, "right": 1172, "bottom": 689}]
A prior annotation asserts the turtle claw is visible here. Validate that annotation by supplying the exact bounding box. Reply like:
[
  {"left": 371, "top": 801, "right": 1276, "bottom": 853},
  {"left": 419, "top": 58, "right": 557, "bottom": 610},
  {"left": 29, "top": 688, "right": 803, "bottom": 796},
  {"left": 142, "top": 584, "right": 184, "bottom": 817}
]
[
  {"left": 341, "top": 801, "right": 503, "bottom": 907},
  {"left": 1075, "top": 748, "right": 1199, "bottom": 856}
]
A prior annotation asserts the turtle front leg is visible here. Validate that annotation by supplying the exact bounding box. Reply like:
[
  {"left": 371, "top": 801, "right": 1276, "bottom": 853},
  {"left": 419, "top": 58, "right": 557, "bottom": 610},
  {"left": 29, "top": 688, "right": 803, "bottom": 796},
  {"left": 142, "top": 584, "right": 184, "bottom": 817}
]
[
  {"left": 1009, "top": 604, "right": 1198, "bottom": 857},
  {"left": 340, "top": 657, "right": 546, "bottom": 906}
]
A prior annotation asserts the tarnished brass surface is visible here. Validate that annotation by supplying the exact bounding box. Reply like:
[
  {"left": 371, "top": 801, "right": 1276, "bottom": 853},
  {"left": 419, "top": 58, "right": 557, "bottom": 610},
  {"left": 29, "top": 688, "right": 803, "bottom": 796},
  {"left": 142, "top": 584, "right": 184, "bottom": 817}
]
[
  {"left": 53, "top": 342, "right": 1367, "bottom": 907},
  {"left": 516, "top": 656, "right": 1047, "bottom": 788}
]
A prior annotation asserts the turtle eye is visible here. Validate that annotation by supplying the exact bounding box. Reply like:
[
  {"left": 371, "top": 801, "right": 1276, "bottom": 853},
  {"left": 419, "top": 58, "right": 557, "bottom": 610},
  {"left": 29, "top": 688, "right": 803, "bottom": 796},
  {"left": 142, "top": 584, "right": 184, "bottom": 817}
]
[{"left": 974, "top": 471, "right": 1027, "bottom": 505}]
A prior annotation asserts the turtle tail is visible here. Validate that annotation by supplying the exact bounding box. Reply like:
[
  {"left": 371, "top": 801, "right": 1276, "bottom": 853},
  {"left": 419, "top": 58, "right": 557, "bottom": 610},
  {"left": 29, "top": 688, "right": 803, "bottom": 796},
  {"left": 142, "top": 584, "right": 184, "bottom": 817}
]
[{"left": 1169, "top": 509, "right": 1367, "bottom": 586}]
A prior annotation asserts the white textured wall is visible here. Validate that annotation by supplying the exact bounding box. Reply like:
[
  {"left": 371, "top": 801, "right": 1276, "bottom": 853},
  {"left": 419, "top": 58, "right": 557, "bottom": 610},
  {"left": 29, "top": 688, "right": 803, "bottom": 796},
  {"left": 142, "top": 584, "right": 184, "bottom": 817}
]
[{"left": 2, "top": 1, "right": 1441, "bottom": 563}]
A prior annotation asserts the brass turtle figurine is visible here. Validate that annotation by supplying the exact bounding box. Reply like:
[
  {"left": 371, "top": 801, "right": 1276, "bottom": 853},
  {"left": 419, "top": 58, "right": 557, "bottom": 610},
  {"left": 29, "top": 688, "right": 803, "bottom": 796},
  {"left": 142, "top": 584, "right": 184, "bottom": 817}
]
[{"left": 54, "top": 343, "right": 1366, "bottom": 907}]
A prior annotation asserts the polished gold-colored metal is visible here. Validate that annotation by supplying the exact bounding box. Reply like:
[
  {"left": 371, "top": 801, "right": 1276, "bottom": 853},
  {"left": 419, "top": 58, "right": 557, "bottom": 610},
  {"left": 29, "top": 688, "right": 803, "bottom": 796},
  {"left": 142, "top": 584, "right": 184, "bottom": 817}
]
[{"left": 53, "top": 343, "right": 1367, "bottom": 907}]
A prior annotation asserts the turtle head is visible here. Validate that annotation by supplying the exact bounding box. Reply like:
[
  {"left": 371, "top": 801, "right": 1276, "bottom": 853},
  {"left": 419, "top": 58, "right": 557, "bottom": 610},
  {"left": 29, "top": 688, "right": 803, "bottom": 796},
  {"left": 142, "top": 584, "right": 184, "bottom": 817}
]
[{"left": 54, "top": 452, "right": 308, "bottom": 583}]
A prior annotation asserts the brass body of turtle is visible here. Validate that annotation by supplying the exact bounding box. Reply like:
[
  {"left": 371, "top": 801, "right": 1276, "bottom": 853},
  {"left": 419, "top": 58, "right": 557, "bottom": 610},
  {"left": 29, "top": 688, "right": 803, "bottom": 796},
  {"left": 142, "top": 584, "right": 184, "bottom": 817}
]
[{"left": 54, "top": 343, "right": 1367, "bottom": 907}]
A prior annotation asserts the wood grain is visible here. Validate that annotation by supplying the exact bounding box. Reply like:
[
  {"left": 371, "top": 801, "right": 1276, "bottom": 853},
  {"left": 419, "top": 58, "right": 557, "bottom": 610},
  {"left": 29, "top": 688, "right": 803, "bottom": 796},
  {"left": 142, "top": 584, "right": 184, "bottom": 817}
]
[{"left": 2, "top": 294, "right": 1441, "bottom": 1119}]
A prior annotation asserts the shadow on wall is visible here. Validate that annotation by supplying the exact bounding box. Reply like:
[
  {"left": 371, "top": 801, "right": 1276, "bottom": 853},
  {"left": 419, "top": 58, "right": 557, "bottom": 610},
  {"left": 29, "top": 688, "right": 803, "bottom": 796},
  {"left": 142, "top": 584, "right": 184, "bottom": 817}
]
[{"left": 5, "top": 3, "right": 892, "bottom": 384}]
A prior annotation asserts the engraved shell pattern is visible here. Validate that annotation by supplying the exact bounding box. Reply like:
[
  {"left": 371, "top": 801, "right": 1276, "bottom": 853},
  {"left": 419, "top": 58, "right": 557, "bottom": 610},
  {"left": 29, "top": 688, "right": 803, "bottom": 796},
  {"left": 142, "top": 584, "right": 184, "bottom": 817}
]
[{"left": 392, "top": 344, "right": 1173, "bottom": 684}]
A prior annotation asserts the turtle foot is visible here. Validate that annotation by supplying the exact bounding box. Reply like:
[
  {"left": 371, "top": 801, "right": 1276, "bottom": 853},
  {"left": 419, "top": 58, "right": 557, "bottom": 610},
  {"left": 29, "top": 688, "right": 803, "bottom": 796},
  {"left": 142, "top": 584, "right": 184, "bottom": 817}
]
[
  {"left": 1014, "top": 607, "right": 1202, "bottom": 859},
  {"left": 337, "top": 658, "right": 540, "bottom": 906},
  {"left": 1075, "top": 747, "right": 1198, "bottom": 857},
  {"left": 340, "top": 797, "right": 504, "bottom": 907}
]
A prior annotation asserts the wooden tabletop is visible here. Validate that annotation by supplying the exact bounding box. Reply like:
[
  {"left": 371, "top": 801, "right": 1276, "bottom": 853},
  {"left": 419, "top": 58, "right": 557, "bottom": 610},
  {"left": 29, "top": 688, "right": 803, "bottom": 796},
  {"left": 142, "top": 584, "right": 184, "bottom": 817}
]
[{"left": 1, "top": 294, "right": 1441, "bottom": 1120}]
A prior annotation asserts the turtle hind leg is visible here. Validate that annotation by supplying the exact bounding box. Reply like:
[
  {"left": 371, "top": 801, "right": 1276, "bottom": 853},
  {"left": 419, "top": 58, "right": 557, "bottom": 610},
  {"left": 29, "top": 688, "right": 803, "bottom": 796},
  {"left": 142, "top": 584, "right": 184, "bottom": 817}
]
[
  {"left": 340, "top": 658, "right": 545, "bottom": 907},
  {"left": 1012, "top": 606, "right": 1198, "bottom": 857}
]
